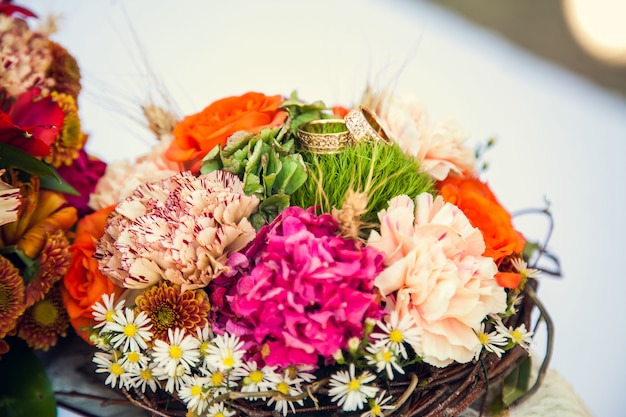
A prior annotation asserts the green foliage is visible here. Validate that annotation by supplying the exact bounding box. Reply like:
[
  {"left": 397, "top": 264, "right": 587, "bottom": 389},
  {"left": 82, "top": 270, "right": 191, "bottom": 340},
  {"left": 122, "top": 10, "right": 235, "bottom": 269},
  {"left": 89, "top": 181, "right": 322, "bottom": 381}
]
[
  {"left": 0, "top": 143, "right": 79, "bottom": 195},
  {"left": 0, "top": 342, "right": 56, "bottom": 417},
  {"left": 291, "top": 142, "right": 434, "bottom": 226},
  {"left": 281, "top": 91, "right": 337, "bottom": 133},
  {"left": 502, "top": 356, "right": 532, "bottom": 406},
  {"left": 200, "top": 127, "right": 308, "bottom": 228}
]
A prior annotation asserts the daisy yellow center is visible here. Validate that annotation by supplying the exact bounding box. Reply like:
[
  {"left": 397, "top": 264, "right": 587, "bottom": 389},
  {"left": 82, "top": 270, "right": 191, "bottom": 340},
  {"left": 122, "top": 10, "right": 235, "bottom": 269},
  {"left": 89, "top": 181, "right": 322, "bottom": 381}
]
[
  {"left": 169, "top": 345, "right": 183, "bottom": 359},
  {"left": 511, "top": 330, "right": 523, "bottom": 344},
  {"left": 123, "top": 323, "right": 138, "bottom": 338},
  {"left": 478, "top": 333, "right": 489, "bottom": 345},
  {"left": 348, "top": 379, "right": 361, "bottom": 391},
  {"left": 249, "top": 370, "right": 264, "bottom": 384},
  {"left": 211, "top": 371, "right": 224, "bottom": 386},
  {"left": 371, "top": 404, "right": 382, "bottom": 415},
  {"left": 200, "top": 341, "right": 210, "bottom": 356},
  {"left": 33, "top": 300, "right": 58, "bottom": 326},
  {"left": 191, "top": 385, "right": 202, "bottom": 397},
  {"left": 127, "top": 351, "right": 140, "bottom": 363},
  {"left": 110, "top": 363, "right": 124, "bottom": 376},
  {"left": 389, "top": 329, "right": 404, "bottom": 344},
  {"left": 140, "top": 369, "right": 152, "bottom": 380},
  {"left": 383, "top": 350, "right": 393, "bottom": 363},
  {"left": 215, "top": 413, "right": 225, "bottom": 417},
  {"left": 105, "top": 310, "right": 116, "bottom": 322},
  {"left": 277, "top": 382, "right": 290, "bottom": 395},
  {"left": 222, "top": 351, "right": 235, "bottom": 368}
]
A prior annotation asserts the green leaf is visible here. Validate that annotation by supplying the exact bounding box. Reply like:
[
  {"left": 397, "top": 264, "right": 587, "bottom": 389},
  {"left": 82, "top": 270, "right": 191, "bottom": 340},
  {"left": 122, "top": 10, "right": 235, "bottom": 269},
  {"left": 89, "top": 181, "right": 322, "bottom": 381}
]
[
  {"left": 243, "top": 172, "right": 263, "bottom": 196},
  {"left": 0, "top": 143, "right": 80, "bottom": 195},
  {"left": 502, "top": 356, "right": 532, "bottom": 406},
  {"left": 281, "top": 154, "right": 307, "bottom": 195},
  {"left": 245, "top": 140, "right": 264, "bottom": 175},
  {"left": 259, "top": 194, "right": 290, "bottom": 223},
  {"left": 0, "top": 343, "right": 57, "bottom": 417},
  {"left": 200, "top": 146, "right": 223, "bottom": 174},
  {"left": 39, "top": 175, "right": 79, "bottom": 196},
  {"left": 222, "top": 132, "right": 252, "bottom": 157},
  {"left": 0, "top": 143, "right": 58, "bottom": 179}
]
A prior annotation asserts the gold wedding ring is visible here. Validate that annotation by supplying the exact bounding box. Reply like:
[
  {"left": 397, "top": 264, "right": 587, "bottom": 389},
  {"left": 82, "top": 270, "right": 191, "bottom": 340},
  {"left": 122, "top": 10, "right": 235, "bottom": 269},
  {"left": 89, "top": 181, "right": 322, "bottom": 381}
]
[
  {"left": 344, "top": 105, "right": 392, "bottom": 144},
  {"left": 297, "top": 119, "right": 352, "bottom": 154}
]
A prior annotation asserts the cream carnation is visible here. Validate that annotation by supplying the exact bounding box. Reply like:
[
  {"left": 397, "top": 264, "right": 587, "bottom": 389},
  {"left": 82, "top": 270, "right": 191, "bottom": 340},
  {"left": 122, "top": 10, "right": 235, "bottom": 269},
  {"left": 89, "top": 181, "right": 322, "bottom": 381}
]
[
  {"left": 88, "top": 160, "right": 178, "bottom": 210},
  {"left": 365, "top": 91, "right": 476, "bottom": 181},
  {"left": 368, "top": 193, "right": 506, "bottom": 367},
  {"left": 96, "top": 171, "right": 259, "bottom": 291}
]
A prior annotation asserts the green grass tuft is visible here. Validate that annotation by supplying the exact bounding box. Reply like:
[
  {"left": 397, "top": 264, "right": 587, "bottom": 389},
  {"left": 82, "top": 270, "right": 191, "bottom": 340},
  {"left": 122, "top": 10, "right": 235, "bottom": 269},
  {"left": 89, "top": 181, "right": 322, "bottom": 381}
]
[{"left": 291, "top": 142, "right": 434, "bottom": 226}]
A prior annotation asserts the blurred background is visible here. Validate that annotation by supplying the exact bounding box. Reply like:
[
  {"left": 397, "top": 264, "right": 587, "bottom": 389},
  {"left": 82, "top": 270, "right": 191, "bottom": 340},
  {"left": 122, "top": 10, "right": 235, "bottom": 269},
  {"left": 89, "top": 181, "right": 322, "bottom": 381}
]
[{"left": 19, "top": 0, "right": 626, "bottom": 416}]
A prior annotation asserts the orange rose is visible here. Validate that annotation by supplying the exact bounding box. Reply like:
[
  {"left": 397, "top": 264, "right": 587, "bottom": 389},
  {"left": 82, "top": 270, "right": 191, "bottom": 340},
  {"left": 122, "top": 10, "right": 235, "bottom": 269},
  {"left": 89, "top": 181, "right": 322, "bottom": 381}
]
[
  {"left": 61, "top": 205, "right": 122, "bottom": 343},
  {"left": 438, "top": 176, "right": 525, "bottom": 266},
  {"left": 165, "top": 92, "right": 287, "bottom": 172}
]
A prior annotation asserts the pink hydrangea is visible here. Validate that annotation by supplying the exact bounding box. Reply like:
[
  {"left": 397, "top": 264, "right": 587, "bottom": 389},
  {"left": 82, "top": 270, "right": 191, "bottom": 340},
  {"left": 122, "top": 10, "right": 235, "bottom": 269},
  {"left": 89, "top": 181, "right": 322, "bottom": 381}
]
[
  {"left": 96, "top": 170, "right": 259, "bottom": 292},
  {"left": 225, "top": 206, "right": 384, "bottom": 368},
  {"left": 368, "top": 193, "right": 506, "bottom": 367}
]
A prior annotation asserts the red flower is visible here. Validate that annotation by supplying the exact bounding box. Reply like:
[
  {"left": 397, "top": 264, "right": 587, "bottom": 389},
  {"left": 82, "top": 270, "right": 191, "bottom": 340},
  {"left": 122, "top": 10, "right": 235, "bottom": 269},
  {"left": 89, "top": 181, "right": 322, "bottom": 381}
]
[
  {"left": 0, "top": 1, "right": 36, "bottom": 18},
  {"left": 0, "top": 88, "right": 64, "bottom": 157}
]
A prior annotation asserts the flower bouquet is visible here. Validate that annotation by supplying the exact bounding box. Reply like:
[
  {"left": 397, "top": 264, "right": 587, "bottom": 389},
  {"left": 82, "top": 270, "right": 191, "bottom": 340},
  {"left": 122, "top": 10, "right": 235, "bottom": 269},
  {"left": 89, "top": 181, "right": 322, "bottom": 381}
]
[
  {"left": 61, "top": 79, "right": 559, "bottom": 417},
  {"left": 0, "top": 3, "right": 107, "bottom": 416}
]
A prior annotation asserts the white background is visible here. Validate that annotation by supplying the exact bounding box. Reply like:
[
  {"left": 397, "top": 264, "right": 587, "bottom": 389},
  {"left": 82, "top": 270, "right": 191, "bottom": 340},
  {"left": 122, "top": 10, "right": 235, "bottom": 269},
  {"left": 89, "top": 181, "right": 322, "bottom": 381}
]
[{"left": 22, "top": 1, "right": 626, "bottom": 416}]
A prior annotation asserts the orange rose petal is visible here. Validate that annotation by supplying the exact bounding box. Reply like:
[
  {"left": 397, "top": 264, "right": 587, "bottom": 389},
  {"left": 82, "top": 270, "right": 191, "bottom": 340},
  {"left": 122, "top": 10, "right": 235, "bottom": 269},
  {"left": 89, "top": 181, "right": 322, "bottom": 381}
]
[{"left": 495, "top": 271, "right": 523, "bottom": 289}]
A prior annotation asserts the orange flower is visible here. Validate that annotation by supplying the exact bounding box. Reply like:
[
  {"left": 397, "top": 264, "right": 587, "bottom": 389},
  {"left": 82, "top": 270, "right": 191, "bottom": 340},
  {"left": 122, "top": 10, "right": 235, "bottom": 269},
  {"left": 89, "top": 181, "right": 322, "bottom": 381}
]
[
  {"left": 438, "top": 176, "right": 525, "bottom": 266},
  {"left": 60, "top": 205, "right": 121, "bottom": 343},
  {"left": 331, "top": 105, "right": 350, "bottom": 118},
  {"left": 166, "top": 92, "right": 287, "bottom": 172}
]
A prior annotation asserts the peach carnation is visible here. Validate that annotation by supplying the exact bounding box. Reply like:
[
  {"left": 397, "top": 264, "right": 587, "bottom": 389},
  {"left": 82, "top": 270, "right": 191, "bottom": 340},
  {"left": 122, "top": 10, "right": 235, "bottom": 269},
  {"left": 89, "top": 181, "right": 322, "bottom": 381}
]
[
  {"left": 368, "top": 193, "right": 506, "bottom": 367},
  {"left": 364, "top": 91, "right": 476, "bottom": 181}
]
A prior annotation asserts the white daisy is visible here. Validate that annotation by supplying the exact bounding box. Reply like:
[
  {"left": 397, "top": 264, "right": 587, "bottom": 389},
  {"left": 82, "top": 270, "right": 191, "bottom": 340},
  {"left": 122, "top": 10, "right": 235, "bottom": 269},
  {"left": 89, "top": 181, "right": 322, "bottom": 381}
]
[
  {"left": 506, "top": 293, "right": 524, "bottom": 316},
  {"left": 474, "top": 322, "right": 508, "bottom": 359},
  {"left": 365, "top": 342, "right": 405, "bottom": 380},
  {"left": 108, "top": 308, "right": 153, "bottom": 352},
  {"left": 154, "top": 362, "right": 189, "bottom": 393},
  {"left": 120, "top": 350, "right": 149, "bottom": 371},
  {"left": 205, "top": 401, "right": 236, "bottom": 417},
  {"left": 179, "top": 374, "right": 211, "bottom": 415},
  {"left": 93, "top": 351, "right": 131, "bottom": 389},
  {"left": 128, "top": 362, "right": 159, "bottom": 393},
  {"left": 496, "top": 323, "right": 533, "bottom": 355},
  {"left": 205, "top": 332, "right": 245, "bottom": 372},
  {"left": 152, "top": 327, "right": 200, "bottom": 375},
  {"left": 289, "top": 364, "right": 316, "bottom": 384},
  {"left": 92, "top": 293, "right": 125, "bottom": 331},
  {"left": 266, "top": 370, "right": 304, "bottom": 416},
  {"left": 200, "top": 367, "right": 239, "bottom": 397},
  {"left": 361, "top": 391, "right": 395, "bottom": 417},
  {"left": 196, "top": 325, "right": 215, "bottom": 367},
  {"left": 328, "top": 363, "right": 379, "bottom": 412},
  {"left": 370, "top": 311, "right": 421, "bottom": 359},
  {"left": 231, "top": 361, "right": 277, "bottom": 398},
  {"left": 511, "top": 257, "right": 541, "bottom": 279}
]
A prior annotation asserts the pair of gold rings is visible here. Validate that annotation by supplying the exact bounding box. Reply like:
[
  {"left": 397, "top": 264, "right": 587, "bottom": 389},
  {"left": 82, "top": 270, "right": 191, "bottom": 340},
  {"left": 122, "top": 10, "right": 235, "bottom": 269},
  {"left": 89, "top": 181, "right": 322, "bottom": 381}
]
[{"left": 296, "top": 105, "right": 392, "bottom": 154}]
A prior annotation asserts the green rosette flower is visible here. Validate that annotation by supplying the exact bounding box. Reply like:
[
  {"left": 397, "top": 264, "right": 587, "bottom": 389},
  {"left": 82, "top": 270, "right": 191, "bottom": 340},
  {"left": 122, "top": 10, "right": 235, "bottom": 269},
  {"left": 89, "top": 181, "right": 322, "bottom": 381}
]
[{"left": 200, "top": 126, "right": 307, "bottom": 230}]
